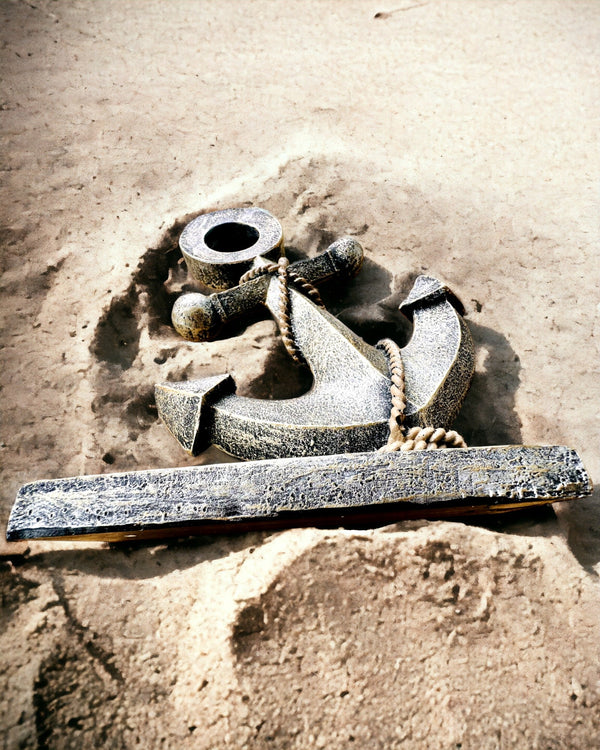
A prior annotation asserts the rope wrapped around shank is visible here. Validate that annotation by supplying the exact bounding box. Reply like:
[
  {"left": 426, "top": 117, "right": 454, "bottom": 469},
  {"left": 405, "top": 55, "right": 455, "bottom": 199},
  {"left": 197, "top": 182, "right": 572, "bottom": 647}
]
[
  {"left": 239, "top": 257, "right": 324, "bottom": 365},
  {"left": 376, "top": 338, "right": 467, "bottom": 452}
]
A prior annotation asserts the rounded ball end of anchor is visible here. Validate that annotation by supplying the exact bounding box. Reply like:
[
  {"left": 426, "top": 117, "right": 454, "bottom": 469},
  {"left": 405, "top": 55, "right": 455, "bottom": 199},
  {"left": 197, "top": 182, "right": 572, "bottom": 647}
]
[
  {"left": 171, "top": 293, "right": 221, "bottom": 342},
  {"left": 327, "top": 237, "right": 364, "bottom": 279}
]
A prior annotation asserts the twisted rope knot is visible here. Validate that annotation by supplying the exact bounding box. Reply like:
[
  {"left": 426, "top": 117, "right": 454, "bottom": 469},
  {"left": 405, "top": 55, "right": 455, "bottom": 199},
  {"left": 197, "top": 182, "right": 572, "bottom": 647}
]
[
  {"left": 239, "top": 257, "right": 324, "bottom": 365},
  {"left": 376, "top": 338, "right": 467, "bottom": 452}
]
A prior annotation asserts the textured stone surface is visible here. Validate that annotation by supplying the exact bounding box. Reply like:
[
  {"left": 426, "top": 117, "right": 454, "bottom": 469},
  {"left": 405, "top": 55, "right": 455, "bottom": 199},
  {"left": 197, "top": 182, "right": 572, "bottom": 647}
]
[
  {"left": 7, "top": 446, "right": 592, "bottom": 541},
  {"left": 1, "top": 1, "right": 600, "bottom": 748},
  {"left": 179, "top": 207, "right": 284, "bottom": 292}
]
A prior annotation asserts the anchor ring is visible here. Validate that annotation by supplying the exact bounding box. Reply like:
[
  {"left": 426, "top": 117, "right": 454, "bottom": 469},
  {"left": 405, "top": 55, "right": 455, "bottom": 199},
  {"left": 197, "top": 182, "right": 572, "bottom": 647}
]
[{"left": 179, "top": 207, "right": 284, "bottom": 290}]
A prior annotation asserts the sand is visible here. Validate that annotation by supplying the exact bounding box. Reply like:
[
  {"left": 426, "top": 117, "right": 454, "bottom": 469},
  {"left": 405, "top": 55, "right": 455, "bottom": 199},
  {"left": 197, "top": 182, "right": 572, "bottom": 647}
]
[{"left": 1, "top": 1, "right": 599, "bottom": 747}]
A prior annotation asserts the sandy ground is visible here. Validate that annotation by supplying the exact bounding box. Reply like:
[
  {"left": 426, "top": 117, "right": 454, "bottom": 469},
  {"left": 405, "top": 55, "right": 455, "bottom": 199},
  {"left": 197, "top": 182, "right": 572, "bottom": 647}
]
[{"left": 1, "top": 1, "right": 599, "bottom": 747}]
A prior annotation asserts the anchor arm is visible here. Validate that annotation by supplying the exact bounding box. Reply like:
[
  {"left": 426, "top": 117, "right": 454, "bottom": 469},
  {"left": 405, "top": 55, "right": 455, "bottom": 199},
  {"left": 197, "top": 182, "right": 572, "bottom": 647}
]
[
  {"left": 399, "top": 276, "right": 475, "bottom": 427},
  {"left": 156, "top": 275, "right": 475, "bottom": 460}
]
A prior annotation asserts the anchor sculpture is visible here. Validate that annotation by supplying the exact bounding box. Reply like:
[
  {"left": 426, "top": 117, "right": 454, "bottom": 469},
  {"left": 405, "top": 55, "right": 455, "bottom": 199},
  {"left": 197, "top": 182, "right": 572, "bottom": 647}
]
[
  {"left": 155, "top": 207, "right": 474, "bottom": 460},
  {"left": 5, "top": 207, "right": 592, "bottom": 542}
]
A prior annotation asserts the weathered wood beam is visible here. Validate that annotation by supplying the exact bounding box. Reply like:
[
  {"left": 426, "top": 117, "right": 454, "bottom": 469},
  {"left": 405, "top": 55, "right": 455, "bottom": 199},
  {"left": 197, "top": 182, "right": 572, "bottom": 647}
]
[{"left": 6, "top": 445, "right": 591, "bottom": 542}]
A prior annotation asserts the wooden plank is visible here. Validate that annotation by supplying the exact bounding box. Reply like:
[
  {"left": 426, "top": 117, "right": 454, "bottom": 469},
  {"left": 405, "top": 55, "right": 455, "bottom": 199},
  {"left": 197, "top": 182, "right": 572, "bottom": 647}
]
[{"left": 6, "top": 445, "right": 592, "bottom": 541}]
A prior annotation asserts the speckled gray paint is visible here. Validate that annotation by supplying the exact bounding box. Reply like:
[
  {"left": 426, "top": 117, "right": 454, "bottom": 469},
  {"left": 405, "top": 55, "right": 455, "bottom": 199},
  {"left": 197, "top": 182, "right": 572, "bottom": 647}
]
[
  {"left": 179, "top": 207, "right": 284, "bottom": 291},
  {"left": 158, "top": 209, "right": 476, "bottom": 460},
  {"left": 159, "top": 275, "right": 474, "bottom": 460},
  {"left": 6, "top": 446, "right": 591, "bottom": 541}
]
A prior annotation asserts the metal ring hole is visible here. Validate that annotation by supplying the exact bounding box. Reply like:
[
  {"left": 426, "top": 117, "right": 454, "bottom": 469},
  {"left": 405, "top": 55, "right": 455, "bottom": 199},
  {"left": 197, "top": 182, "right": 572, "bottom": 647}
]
[{"left": 204, "top": 222, "right": 260, "bottom": 254}]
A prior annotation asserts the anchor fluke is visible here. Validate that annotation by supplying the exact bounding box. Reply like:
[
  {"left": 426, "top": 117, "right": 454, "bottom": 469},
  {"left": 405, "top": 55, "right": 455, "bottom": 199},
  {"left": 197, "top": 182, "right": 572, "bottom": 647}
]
[
  {"left": 399, "top": 275, "right": 465, "bottom": 319},
  {"left": 155, "top": 374, "right": 235, "bottom": 455}
]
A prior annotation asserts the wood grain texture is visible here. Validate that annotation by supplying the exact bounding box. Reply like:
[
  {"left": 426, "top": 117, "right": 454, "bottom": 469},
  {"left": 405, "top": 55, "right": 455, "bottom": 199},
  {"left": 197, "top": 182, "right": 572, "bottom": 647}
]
[{"left": 6, "top": 445, "right": 591, "bottom": 541}]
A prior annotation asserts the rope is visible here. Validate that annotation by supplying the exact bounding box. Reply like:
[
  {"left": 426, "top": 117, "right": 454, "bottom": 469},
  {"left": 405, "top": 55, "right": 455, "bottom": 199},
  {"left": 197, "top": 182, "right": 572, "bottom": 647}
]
[
  {"left": 239, "top": 257, "right": 324, "bottom": 365},
  {"left": 376, "top": 338, "right": 467, "bottom": 452}
]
